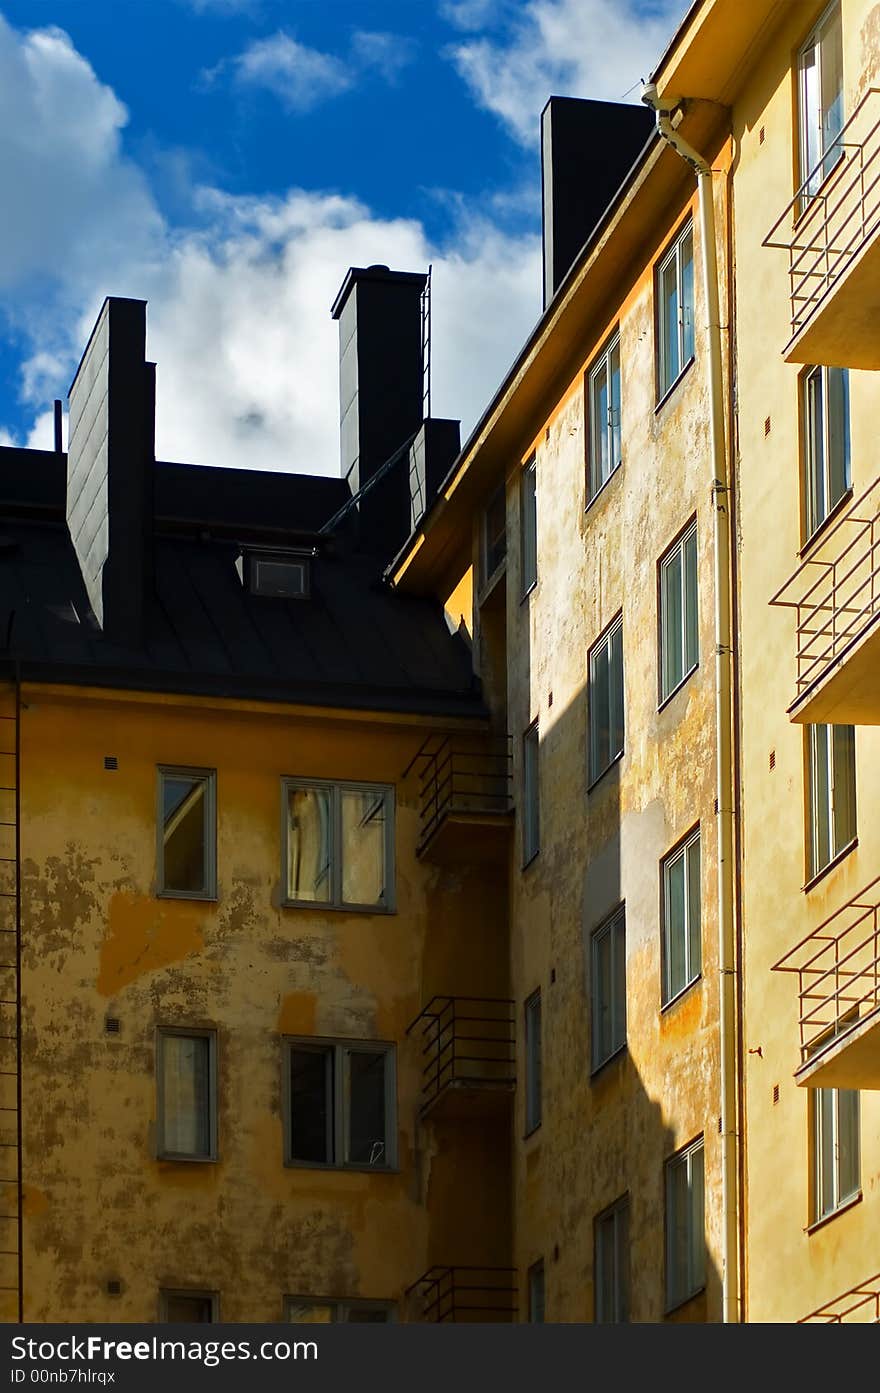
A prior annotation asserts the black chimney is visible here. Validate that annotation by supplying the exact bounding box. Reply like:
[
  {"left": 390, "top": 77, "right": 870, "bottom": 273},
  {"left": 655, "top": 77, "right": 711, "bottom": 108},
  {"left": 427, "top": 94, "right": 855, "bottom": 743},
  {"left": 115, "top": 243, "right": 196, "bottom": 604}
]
[
  {"left": 66, "top": 297, "right": 154, "bottom": 642},
  {"left": 331, "top": 265, "right": 427, "bottom": 558},
  {"left": 541, "top": 97, "right": 655, "bottom": 307}
]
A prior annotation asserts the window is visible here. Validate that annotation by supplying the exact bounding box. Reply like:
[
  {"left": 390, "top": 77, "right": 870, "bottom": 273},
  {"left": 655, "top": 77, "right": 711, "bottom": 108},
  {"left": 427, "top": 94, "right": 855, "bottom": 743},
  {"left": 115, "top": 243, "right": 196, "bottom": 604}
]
[
  {"left": 527, "top": 1261, "right": 545, "bottom": 1323},
  {"left": 520, "top": 456, "right": 537, "bottom": 595},
  {"left": 591, "top": 907, "right": 626, "bottom": 1070},
  {"left": 811, "top": 1085, "right": 860, "bottom": 1223},
  {"left": 587, "top": 330, "right": 622, "bottom": 500},
  {"left": 160, "top": 1290, "right": 217, "bottom": 1322},
  {"left": 665, "top": 1137, "right": 705, "bottom": 1310},
  {"left": 524, "top": 990, "right": 542, "bottom": 1134},
  {"left": 807, "top": 724, "right": 856, "bottom": 880},
  {"left": 798, "top": 2, "right": 844, "bottom": 196},
  {"left": 588, "top": 615, "right": 624, "bottom": 784},
  {"left": 157, "top": 1029, "right": 217, "bottom": 1161},
  {"left": 283, "top": 779, "right": 394, "bottom": 912},
  {"left": 158, "top": 767, "right": 216, "bottom": 899},
  {"left": 286, "top": 1298, "right": 395, "bottom": 1323},
  {"left": 594, "top": 1196, "right": 630, "bottom": 1323},
  {"left": 662, "top": 828, "right": 701, "bottom": 1005},
  {"left": 482, "top": 482, "right": 507, "bottom": 583},
  {"left": 659, "top": 520, "right": 699, "bottom": 702},
  {"left": 522, "top": 722, "right": 540, "bottom": 865},
  {"left": 238, "top": 549, "right": 312, "bottom": 599},
  {"left": 657, "top": 222, "right": 695, "bottom": 400},
  {"left": 283, "top": 1038, "right": 395, "bottom": 1170},
  {"left": 802, "top": 366, "right": 850, "bottom": 539}
]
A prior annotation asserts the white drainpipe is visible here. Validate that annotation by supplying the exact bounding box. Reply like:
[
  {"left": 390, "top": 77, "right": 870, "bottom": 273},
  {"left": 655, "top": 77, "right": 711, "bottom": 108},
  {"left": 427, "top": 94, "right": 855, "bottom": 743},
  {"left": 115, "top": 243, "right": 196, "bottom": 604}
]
[{"left": 641, "top": 82, "right": 740, "bottom": 1325}]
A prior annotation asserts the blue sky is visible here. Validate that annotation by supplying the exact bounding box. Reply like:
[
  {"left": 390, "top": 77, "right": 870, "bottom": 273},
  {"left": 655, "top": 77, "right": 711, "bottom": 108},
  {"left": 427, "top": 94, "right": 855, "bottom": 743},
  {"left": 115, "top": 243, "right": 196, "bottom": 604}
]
[{"left": 0, "top": 0, "right": 688, "bottom": 474}]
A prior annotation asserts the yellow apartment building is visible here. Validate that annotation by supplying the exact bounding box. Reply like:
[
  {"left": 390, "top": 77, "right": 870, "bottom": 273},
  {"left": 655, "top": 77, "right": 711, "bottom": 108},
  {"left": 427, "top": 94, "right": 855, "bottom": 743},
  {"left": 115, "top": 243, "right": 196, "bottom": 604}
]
[{"left": 0, "top": 0, "right": 877, "bottom": 1327}]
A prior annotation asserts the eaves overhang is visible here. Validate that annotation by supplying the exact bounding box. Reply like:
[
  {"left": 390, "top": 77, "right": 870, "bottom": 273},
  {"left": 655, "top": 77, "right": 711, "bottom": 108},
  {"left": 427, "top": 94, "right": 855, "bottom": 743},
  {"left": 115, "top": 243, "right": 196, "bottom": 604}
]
[{"left": 649, "top": 0, "right": 796, "bottom": 105}]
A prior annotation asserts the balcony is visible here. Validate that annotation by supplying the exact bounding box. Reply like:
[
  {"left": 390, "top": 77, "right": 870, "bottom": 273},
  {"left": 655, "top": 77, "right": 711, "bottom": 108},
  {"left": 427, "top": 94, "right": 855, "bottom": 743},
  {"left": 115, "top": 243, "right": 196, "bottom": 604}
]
[
  {"left": 407, "top": 996, "right": 515, "bottom": 1121},
  {"left": 408, "top": 734, "right": 513, "bottom": 862},
  {"left": 801, "top": 1273, "right": 880, "bottom": 1323},
  {"left": 405, "top": 1267, "right": 517, "bottom": 1323},
  {"left": 764, "top": 88, "right": 880, "bottom": 368},
  {"left": 773, "top": 875, "right": 880, "bottom": 1089},
  {"left": 769, "top": 479, "right": 880, "bottom": 724}
]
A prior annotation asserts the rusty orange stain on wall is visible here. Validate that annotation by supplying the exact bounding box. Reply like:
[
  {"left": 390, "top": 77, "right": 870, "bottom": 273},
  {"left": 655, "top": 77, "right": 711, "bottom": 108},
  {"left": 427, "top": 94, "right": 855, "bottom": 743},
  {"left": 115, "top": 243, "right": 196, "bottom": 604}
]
[{"left": 97, "top": 892, "right": 204, "bottom": 996}]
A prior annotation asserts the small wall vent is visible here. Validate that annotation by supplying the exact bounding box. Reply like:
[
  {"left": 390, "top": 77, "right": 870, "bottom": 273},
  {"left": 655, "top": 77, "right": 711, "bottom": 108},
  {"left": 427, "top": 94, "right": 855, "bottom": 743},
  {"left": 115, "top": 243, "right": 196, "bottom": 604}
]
[
  {"left": 772, "top": 1083, "right": 780, "bottom": 1105},
  {"left": 107, "top": 1280, "right": 122, "bottom": 1296},
  {"left": 105, "top": 1017, "right": 121, "bottom": 1035},
  {"left": 104, "top": 756, "right": 118, "bottom": 771}
]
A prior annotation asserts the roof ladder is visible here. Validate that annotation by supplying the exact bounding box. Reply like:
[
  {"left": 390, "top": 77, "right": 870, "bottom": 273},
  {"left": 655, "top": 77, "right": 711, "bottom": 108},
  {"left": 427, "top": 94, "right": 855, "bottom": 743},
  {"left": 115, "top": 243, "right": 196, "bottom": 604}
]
[{"left": 0, "top": 678, "right": 23, "bottom": 1322}]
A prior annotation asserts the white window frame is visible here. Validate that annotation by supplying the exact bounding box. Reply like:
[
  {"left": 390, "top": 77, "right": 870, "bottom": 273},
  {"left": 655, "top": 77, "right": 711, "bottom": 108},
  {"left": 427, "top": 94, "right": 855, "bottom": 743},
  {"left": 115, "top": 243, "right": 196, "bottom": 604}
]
[
  {"left": 157, "top": 766, "right": 217, "bottom": 901},
  {"left": 586, "top": 329, "right": 622, "bottom": 501},
  {"left": 527, "top": 1260, "right": 545, "bottom": 1323},
  {"left": 801, "top": 365, "right": 851, "bottom": 541},
  {"left": 664, "top": 1136, "right": 705, "bottom": 1311},
  {"left": 524, "top": 989, "right": 542, "bottom": 1135},
  {"left": 156, "top": 1028, "right": 218, "bottom": 1162},
  {"left": 810, "top": 1082, "right": 860, "bottom": 1224},
  {"left": 520, "top": 456, "right": 538, "bottom": 597},
  {"left": 797, "top": 1, "right": 845, "bottom": 198},
  {"left": 594, "top": 1194, "right": 630, "bottom": 1323},
  {"left": 159, "top": 1289, "right": 219, "bottom": 1322},
  {"left": 661, "top": 827, "right": 702, "bottom": 1006},
  {"left": 806, "top": 724, "right": 856, "bottom": 882},
  {"left": 659, "top": 518, "right": 699, "bottom": 704},
  {"left": 588, "top": 614, "right": 624, "bottom": 785},
  {"left": 282, "top": 778, "right": 395, "bottom": 913},
  {"left": 656, "top": 222, "right": 695, "bottom": 401},
  {"left": 522, "top": 722, "right": 540, "bottom": 866},
  {"left": 285, "top": 1297, "right": 396, "bottom": 1322},
  {"left": 283, "top": 1037, "right": 397, "bottom": 1172},
  {"left": 591, "top": 906, "right": 626, "bottom": 1071}
]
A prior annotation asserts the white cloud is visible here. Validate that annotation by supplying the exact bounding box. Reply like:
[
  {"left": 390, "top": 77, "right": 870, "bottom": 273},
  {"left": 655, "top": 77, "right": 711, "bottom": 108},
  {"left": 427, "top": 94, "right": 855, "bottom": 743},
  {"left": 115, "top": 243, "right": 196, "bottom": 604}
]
[
  {"left": 350, "top": 30, "right": 418, "bottom": 83},
  {"left": 447, "top": 0, "right": 687, "bottom": 144},
  {"left": 0, "top": 17, "right": 541, "bottom": 477},
  {"left": 207, "top": 30, "right": 353, "bottom": 111}
]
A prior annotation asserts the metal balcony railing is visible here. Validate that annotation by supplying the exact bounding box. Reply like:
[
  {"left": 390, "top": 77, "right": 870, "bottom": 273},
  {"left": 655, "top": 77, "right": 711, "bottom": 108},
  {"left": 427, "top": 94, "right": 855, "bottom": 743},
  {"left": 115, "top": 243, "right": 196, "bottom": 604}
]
[
  {"left": 405, "top": 1267, "right": 517, "bottom": 1323},
  {"left": 769, "top": 477, "right": 880, "bottom": 706},
  {"left": 772, "top": 875, "right": 880, "bottom": 1065},
  {"left": 764, "top": 88, "right": 880, "bottom": 351},
  {"left": 406, "top": 996, "right": 515, "bottom": 1114},
  {"left": 407, "top": 734, "right": 513, "bottom": 855},
  {"left": 801, "top": 1273, "right": 880, "bottom": 1323}
]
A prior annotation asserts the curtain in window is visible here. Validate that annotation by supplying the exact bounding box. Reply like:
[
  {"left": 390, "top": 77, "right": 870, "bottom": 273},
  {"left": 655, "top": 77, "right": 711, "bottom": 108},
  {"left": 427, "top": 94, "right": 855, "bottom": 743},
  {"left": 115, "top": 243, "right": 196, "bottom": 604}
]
[
  {"left": 346, "top": 1049, "right": 386, "bottom": 1165},
  {"left": 162, "top": 1035, "right": 210, "bottom": 1157},
  {"left": 288, "top": 786, "right": 332, "bottom": 902}
]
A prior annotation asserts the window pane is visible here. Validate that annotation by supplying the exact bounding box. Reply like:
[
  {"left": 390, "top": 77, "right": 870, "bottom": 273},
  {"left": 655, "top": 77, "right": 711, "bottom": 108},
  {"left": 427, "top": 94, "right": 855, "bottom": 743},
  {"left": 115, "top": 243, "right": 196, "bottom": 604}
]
[
  {"left": 684, "top": 526, "right": 699, "bottom": 672},
  {"left": 689, "top": 1144, "right": 705, "bottom": 1293},
  {"left": 163, "top": 1294, "right": 213, "bottom": 1323},
  {"left": 800, "top": 40, "right": 822, "bottom": 188},
  {"left": 526, "top": 993, "right": 542, "bottom": 1131},
  {"left": 523, "top": 726, "right": 540, "bottom": 863},
  {"left": 837, "top": 1089, "right": 860, "bottom": 1204},
  {"left": 345, "top": 1306, "right": 391, "bottom": 1323},
  {"left": 680, "top": 229, "right": 695, "bottom": 365},
  {"left": 528, "top": 1263, "right": 545, "bottom": 1323},
  {"left": 484, "top": 484, "right": 506, "bottom": 578},
  {"left": 804, "top": 368, "right": 825, "bottom": 535},
  {"left": 288, "top": 1302, "right": 335, "bottom": 1323},
  {"left": 662, "top": 547, "right": 684, "bottom": 697},
  {"left": 660, "top": 253, "right": 679, "bottom": 393},
  {"left": 161, "top": 1034, "right": 211, "bottom": 1158},
  {"left": 289, "top": 1046, "right": 332, "bottom": 1164},
  {"left": 341, "top": 788, "right": 387, "bottom": 907},
  {"left": 593, "top": 927, "right": 613, "bottom": 1066},
  {"left": 162, "top": 775, "right": 208, "bottom": 894},
  {"left": 825, "top": 367, "right": 851, "bottom": 511},
  {"left": 347, "top": 1049, "right": 388, "bottom": 1166},
  {"left": 815, "top": 1087, "right": 836, "bottom": 1218},
  {"left": 590, "top": 639, "right": 611, "bottom": 776},
  {"left": 831, "top": 724, "right": 856, "bottom": 855},
  {"left": 665, "top": 852, "right": 686, "bottom": 1001},
  {"left": 686, "top": 835, "right": 702, "bottom": 981},
  {"left": 610, "top": 622, "right": 624, "bottom": 761},
  {"left": 287, "top": 786, "right": 332, "bottom": 902},
  {"left": 609, "top": 337, "right": 622, "bottom": 472},
  {"left": 809, "top": 725, "right": 832, "bottom": 876},
  {"left": 666, "top": 1153, "right": 689, "bottom": 1305},
  {"left": 590, "top": 359, "right": 609, "bottom": 495},
  {"left": 595, "top": 1212, "right": 616, "bottom": 1322},
  {"left": 521, "top": 461, "right": 538, "bottom": 593},
  {"left": 613, "top": 913, "right": 627, "bottom": 1055},
  {"left": 820, "top": 5, "right": 845, "bottom": 166}
]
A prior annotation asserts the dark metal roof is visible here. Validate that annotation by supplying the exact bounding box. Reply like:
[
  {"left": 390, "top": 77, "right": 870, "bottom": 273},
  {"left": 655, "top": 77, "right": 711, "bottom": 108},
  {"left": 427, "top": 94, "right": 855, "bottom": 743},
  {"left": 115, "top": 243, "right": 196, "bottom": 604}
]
[{"left": 0, "top": 448, "right": 483, "bottom": 719}]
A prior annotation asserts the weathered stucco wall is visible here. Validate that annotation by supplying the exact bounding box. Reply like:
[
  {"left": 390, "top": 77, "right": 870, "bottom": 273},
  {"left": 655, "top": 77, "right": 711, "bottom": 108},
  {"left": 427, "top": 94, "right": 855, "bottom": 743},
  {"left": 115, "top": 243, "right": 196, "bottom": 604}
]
[
  {"left": 18, "top": 688, "right": 510, "bottom": 1321},
  {"left": 732, "top": 0, "right": 880, "bottom": 1323}
]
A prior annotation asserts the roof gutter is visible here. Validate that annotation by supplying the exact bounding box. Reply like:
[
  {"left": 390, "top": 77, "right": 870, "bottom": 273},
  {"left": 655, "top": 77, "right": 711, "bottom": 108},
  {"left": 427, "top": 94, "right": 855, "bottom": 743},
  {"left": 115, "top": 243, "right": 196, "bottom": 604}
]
[{"left": 641, "top": 80, "right": 740, "bottom": 1325}]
